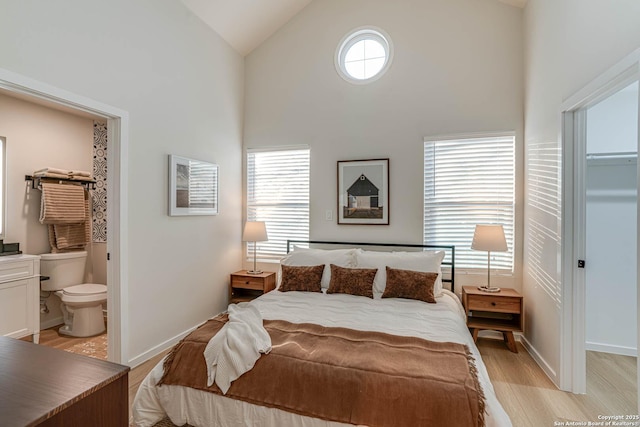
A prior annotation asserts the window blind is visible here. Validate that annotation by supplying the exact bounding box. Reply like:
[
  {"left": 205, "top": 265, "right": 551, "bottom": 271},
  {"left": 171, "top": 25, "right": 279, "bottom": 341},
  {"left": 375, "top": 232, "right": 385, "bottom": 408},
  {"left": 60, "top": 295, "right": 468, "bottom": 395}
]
[
  {"left": 424, "top": 135, "right": 515, "bottom": 270},
  {"left": 247, "top": 148, "right": 310, "bottom": 260}
]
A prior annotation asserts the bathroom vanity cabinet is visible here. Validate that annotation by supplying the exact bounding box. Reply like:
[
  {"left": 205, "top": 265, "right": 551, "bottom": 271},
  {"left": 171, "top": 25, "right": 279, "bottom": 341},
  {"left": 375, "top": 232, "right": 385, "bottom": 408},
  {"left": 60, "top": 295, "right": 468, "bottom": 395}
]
[{"left": 0, "top": 255, "right": 40, "bottom": 343}]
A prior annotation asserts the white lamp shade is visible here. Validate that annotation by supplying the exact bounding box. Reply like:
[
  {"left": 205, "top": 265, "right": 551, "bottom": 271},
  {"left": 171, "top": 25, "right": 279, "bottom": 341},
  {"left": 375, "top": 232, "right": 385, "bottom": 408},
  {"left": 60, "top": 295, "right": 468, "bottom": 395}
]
[
  {"left": 242, "top": 221, "right": 268, "bottom": 242},
  {"left": 471, "top": 224, "right": 507, "bottom": 252}
]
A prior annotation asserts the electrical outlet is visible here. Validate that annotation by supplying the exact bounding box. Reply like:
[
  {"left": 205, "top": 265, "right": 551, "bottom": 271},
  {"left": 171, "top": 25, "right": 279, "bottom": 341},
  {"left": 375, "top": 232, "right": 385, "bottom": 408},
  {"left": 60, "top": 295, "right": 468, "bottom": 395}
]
[{"left": 325, "top": 210, "right": 333, "bottom": 221}]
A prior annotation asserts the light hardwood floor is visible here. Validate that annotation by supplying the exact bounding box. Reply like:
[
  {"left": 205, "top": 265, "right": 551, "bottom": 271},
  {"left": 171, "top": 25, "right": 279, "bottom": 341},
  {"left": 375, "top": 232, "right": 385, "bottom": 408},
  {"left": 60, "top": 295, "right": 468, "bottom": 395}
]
[
  {"left": 126, "top": 338, "right": 637, "bottom": 426},
  {"left": 478, "top": 338, "right": 637, "bottom": 426}
]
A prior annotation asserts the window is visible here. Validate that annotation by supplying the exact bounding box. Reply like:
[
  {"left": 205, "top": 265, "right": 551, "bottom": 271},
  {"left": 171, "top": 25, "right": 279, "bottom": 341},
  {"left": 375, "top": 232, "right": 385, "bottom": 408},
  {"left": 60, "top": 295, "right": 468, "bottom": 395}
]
[
  {"left": 423, "top": 134, "right": 515, "bottom": 270},
  {"left": 246, "top": 148, "right": 310, "bottom": 260},
  {"left": 335, "top": 27, "right": 393, "bottom": 84}
]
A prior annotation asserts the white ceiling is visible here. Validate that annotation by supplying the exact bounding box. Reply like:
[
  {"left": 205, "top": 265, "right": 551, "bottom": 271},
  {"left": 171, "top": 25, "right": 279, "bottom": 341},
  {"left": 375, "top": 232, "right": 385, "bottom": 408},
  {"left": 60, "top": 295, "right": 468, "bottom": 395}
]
[
  {"left": 182, "top": 0, "right": 527, "bottom": 57},
  {"left": 181, "top": 0, "right": 313, "bottom": 56}
]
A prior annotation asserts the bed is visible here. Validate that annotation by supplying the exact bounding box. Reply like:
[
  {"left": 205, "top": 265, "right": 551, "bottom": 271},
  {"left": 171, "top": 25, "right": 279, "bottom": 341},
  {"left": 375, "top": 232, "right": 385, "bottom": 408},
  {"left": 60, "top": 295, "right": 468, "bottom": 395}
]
[{"left": 132, "top": 241, "right": 512, "bottom": 427}]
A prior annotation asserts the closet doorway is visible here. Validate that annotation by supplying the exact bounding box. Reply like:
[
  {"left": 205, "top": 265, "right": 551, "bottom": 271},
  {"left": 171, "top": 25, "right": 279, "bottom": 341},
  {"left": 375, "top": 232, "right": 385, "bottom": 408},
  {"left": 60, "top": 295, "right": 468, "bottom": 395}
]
[
  {"left": 561, "top": 50, "right": 640, "bottom": 406},
  {"left": 585, "top": 81, "right": 638, "bottom": 361},
  {"left": 583, "top": 81, "right": 638, "bottom": 411},
  {"left": 0, "top": 68, "right": 129, "bottom": 364}
]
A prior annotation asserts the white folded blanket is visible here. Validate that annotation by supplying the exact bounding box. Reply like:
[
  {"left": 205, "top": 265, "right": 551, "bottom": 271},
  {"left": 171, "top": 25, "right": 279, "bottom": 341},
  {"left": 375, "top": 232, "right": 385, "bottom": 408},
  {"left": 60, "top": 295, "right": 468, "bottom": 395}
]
[{"left": 203, "top": 303, "right": 271, "bottom": 394}]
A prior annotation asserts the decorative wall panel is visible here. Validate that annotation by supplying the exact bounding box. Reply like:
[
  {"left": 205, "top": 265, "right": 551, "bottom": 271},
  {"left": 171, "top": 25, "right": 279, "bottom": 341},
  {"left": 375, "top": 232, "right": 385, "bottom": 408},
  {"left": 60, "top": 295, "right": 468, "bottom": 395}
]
[{"left": 92, "top": 122, "right": 107, "bottom": 243}]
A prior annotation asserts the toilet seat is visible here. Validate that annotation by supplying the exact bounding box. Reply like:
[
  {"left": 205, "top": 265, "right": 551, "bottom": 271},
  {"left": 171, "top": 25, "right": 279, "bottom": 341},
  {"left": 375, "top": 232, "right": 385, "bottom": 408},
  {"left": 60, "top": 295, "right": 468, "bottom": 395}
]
[
  {"left": 58, "top": 283, "right": 107, "bottom": 304},
  {"left": 63, "top": 283, "right": 106, "bottom": 296}
]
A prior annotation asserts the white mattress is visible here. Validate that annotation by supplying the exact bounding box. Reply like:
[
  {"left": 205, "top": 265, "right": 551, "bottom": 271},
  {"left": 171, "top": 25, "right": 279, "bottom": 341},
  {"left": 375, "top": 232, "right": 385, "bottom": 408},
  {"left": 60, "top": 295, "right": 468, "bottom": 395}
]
[{"left": 132, "top": 290, "right": 513, "bottom": 427}]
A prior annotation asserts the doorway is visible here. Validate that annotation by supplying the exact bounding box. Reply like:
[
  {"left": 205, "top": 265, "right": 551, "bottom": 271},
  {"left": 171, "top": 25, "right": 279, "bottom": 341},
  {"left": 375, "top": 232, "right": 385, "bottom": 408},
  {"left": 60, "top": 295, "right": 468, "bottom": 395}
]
[
  {"left": 0, "top": 67, "right": 129, "bottom": 364},
  {"left": 585, "top": 82, "right": 638, "bottom": 361},
  {"left": 560, "top": 50, "right": 640, "bottom": 406}
]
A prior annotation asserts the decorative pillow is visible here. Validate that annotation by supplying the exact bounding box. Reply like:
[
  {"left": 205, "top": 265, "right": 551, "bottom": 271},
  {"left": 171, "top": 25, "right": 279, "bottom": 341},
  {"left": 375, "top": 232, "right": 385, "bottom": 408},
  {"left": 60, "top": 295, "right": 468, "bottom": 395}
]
[
  {"left": 326, "top": 264, "right": 377, "bottom": 299},
  {"left": 382, "top": 267, "right": 439, "bottom": 303},
  {"left": 355, "top": 249, "right": 445, "bottom": 295},
  {"left": 280, "top": 247, "right": 357, "bottom": 289},
  {"left": 279, "top": 264, "right": 324, "bottom": 292}
]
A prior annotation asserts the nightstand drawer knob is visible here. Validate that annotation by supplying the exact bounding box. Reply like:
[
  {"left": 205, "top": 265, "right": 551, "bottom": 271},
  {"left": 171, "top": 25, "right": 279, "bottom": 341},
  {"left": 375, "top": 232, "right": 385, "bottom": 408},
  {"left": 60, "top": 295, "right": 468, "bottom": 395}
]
[
  {"left": 491, "top": 302, "right": 496, "bottom": 306},
  {"left": 245, "top": 281, "right": 250, "bottom": 284}
]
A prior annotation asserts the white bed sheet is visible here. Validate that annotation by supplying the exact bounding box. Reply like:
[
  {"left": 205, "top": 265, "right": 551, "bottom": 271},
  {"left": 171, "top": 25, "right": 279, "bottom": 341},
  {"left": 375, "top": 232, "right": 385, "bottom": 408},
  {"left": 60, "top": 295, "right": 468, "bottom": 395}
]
[{"left": 132, "top": 290, "right": 512, "bottom": 427}]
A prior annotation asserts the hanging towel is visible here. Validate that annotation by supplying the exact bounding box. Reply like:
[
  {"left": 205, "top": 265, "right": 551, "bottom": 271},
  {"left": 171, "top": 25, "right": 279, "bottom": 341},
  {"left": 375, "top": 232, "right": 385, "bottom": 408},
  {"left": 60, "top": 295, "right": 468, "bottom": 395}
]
[
  {"left": 50, "top": 224, "right": 85, "bottom": 249},
  {"left": 48, "top": 190, "right": 91, "bottom": 251},
  {"left": 39, "top": 183, "right": 86, "bottom": 224},
  {"left": 203, "top": 303, "right": 271, "bottom": 394}
]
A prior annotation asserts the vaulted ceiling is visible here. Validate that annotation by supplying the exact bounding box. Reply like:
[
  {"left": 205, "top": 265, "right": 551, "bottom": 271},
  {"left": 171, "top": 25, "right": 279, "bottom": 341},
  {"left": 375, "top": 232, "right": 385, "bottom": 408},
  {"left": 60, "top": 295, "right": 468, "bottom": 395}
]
[
  {"left": 180, "top": 0, "right": 313, "bottom": 56},
  {"left": 181, "top": 0, "right": 527, "bottom": 56}
]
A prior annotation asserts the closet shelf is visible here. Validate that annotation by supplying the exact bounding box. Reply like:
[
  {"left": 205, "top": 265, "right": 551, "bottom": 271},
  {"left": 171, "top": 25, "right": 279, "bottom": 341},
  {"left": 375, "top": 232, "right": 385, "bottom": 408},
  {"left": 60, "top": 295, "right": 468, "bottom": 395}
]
[{"left": 25, "top": 175, "right": 97, "bottom": 191}]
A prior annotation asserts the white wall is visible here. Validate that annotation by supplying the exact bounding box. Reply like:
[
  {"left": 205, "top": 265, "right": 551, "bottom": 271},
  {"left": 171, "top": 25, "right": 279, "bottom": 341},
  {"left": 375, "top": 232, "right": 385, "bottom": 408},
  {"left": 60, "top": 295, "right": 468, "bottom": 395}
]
[
  {"left": 0, "top": 92, "right": 95, "bottom": 327},
  {"left": 244, "top": 0, "right": 524, "bottom": 291},
  {"left": 0, "top": 0, "right": 244, "bottom": 364},
  {"left": 523, "top": 0, "right": 640, "bottom": 385},
  {"left": 587, "top": 81, "right": 639, "bottom": 154}
]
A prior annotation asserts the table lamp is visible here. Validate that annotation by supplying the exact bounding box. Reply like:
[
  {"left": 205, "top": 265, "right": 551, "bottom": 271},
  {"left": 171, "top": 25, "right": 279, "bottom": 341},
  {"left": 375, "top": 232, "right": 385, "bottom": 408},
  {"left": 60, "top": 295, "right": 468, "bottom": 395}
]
[
  {"left": 471, "top": 224, "right": 507, "bottom": 293},
  {"left": 243, "top": 221, "right": 268, "bottom": 275}
]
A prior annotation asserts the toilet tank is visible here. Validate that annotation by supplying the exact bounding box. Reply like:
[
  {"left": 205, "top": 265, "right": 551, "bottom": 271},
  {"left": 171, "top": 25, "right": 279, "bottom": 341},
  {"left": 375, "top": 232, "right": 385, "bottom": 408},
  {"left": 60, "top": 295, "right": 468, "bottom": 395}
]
[{"left": 40, "top": 251, "right": 87, "bottom": 291}]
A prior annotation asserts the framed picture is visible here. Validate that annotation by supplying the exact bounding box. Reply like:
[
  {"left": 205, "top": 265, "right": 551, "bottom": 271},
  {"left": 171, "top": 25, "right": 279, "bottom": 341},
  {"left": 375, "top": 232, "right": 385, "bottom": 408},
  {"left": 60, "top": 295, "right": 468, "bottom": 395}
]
[
  {"left": 168, "top": 155, "right": 219, "bottom": 216},
  {"left": 337, "top": 158, "right": 389, "bottom": 225}
]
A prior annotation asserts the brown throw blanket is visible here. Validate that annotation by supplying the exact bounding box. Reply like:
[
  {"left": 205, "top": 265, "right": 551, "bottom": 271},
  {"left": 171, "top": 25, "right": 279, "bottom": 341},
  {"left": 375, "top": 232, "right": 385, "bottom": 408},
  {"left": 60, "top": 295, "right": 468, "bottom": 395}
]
[{"left": 159, "top": 315, "right": 486, "bottom": 427}]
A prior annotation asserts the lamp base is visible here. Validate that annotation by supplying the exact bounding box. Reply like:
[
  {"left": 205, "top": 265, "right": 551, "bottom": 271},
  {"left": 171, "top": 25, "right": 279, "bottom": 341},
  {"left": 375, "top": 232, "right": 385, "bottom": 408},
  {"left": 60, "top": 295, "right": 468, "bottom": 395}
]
[
  {"left": 246, "top": 269, "right": 263, "bottom": 275},
  {"left": 478, "top": 286, "right": 501, "bottom": 293}
]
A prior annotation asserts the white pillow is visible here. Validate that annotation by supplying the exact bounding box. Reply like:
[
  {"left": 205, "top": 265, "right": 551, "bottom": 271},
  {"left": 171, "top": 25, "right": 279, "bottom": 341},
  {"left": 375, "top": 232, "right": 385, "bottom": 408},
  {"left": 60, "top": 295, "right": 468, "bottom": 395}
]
[
  {"left": 280, "top": 247, "right": 357, "bottom": 289},
  {"left": 354, "top": 249, "right": 445, "bottom": 295}
]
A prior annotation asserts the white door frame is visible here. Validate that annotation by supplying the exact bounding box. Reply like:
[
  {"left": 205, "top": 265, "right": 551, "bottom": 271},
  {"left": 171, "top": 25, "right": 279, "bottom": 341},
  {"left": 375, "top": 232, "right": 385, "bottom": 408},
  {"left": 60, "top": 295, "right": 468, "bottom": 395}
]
[
  {"left": 0, "top": 67, "right": 129, "bottom": 364},
  {"left": 560, "top": 49, "right": 640, "bottom": 394}
]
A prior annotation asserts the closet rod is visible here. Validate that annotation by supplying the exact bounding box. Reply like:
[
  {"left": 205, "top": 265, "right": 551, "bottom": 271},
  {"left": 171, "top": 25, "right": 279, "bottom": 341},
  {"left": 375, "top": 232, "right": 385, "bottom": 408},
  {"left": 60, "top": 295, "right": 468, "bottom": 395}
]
[
  {"left": 24, "top": 175, "right": 96, "bottom": 190},
  {"left": 585, "top": 151, "right": 637, "bottom": 160}
]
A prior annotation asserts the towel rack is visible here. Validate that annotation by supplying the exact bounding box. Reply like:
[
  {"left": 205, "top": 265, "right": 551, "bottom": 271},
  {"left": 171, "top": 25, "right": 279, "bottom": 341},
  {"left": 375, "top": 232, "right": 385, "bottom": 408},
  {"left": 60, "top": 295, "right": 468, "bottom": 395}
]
[{"left": 25, "top": 175, "right": 97, "bottom": 191}]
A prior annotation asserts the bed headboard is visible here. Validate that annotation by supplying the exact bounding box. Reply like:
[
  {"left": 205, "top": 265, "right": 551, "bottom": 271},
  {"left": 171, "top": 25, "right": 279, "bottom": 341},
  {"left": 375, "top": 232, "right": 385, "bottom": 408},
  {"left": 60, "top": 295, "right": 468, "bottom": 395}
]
[{"left": 286, "top": 240, "right": 456, "bottom": 293}]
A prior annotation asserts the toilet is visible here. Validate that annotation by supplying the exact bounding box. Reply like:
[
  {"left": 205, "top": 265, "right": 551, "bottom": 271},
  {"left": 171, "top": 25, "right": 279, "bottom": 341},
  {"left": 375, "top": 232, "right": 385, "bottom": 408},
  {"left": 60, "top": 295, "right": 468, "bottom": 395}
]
[{"left": 40, "top": 251, "right": 107, "bottom": 337}]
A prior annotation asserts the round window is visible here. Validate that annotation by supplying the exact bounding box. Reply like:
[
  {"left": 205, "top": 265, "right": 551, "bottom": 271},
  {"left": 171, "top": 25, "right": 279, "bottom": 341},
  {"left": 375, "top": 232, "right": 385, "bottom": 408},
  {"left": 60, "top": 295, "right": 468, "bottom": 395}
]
[{"left": 335, "top": 27, "right": 393, "bottom": 84}]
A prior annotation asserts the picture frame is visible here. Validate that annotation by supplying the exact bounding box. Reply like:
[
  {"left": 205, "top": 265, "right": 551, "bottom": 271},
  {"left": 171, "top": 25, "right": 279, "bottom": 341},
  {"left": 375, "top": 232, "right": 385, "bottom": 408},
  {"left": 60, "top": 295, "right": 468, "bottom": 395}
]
[
  {"left": 168, "top": 155, "right": 219, "bottom": 216},
  {"left": 337, "top": 158, "right": 389, "bottom": 225}
]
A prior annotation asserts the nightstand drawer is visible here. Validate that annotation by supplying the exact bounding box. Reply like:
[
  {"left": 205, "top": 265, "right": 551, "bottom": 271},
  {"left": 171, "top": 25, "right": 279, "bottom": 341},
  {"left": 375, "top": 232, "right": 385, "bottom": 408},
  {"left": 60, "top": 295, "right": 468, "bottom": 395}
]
[
  {"left": 466, "top": 294, "right": 521, "bottom": 313},
  {"left": 231, "top": 276, "right": 266, "bottom": 291},
  {"left": 229, "top": 271, "right": 277, "bottom": 304}
]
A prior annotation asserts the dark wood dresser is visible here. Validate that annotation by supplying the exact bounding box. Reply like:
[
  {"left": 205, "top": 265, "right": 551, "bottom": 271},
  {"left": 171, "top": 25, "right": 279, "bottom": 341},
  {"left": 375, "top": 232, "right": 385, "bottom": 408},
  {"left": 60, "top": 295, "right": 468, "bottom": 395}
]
[{"left": 0, "top": 336, "right": 129, "bottom": 426}]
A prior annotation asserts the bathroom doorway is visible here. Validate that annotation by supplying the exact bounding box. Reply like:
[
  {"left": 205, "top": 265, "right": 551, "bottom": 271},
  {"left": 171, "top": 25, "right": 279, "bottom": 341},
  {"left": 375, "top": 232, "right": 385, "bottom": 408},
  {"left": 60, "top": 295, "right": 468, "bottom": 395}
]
[{"left": 0, "top": 67, "right": 128, "bottom": 364}]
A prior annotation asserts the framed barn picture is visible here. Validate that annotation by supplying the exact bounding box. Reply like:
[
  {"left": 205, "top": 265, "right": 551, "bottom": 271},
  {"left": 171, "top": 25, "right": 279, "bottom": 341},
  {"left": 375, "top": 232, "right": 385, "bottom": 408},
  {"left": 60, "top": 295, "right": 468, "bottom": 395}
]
[
  {"left": 169, "top": 155, "right": 219, "bottom": 216},
  {"left": 337, "top": 158, "right": 389, "bottom": 225}
]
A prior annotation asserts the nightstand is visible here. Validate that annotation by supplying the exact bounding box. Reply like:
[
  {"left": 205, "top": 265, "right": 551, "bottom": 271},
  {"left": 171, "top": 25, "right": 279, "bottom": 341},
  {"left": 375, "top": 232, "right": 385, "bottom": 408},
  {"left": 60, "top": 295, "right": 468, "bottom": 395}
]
[
  {"left": 461, "top": 286, "right": 523, "bottom": 353},
  {"left": 229, "top": 270, "right": 276, "bottom": 304}
]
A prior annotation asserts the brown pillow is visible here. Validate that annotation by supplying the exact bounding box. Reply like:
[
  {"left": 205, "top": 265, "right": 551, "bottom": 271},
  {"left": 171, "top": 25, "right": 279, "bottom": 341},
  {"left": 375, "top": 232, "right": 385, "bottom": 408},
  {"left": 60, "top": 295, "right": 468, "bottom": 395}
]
[
  {"left": 382, "top": 267, "right": 438, "bottom": 303},
  {"left": 279, "top": 264, "right": 324, "bottom": 292},
  {"left": 326, "top": 264, "right": 376, "bottom": 298}
]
